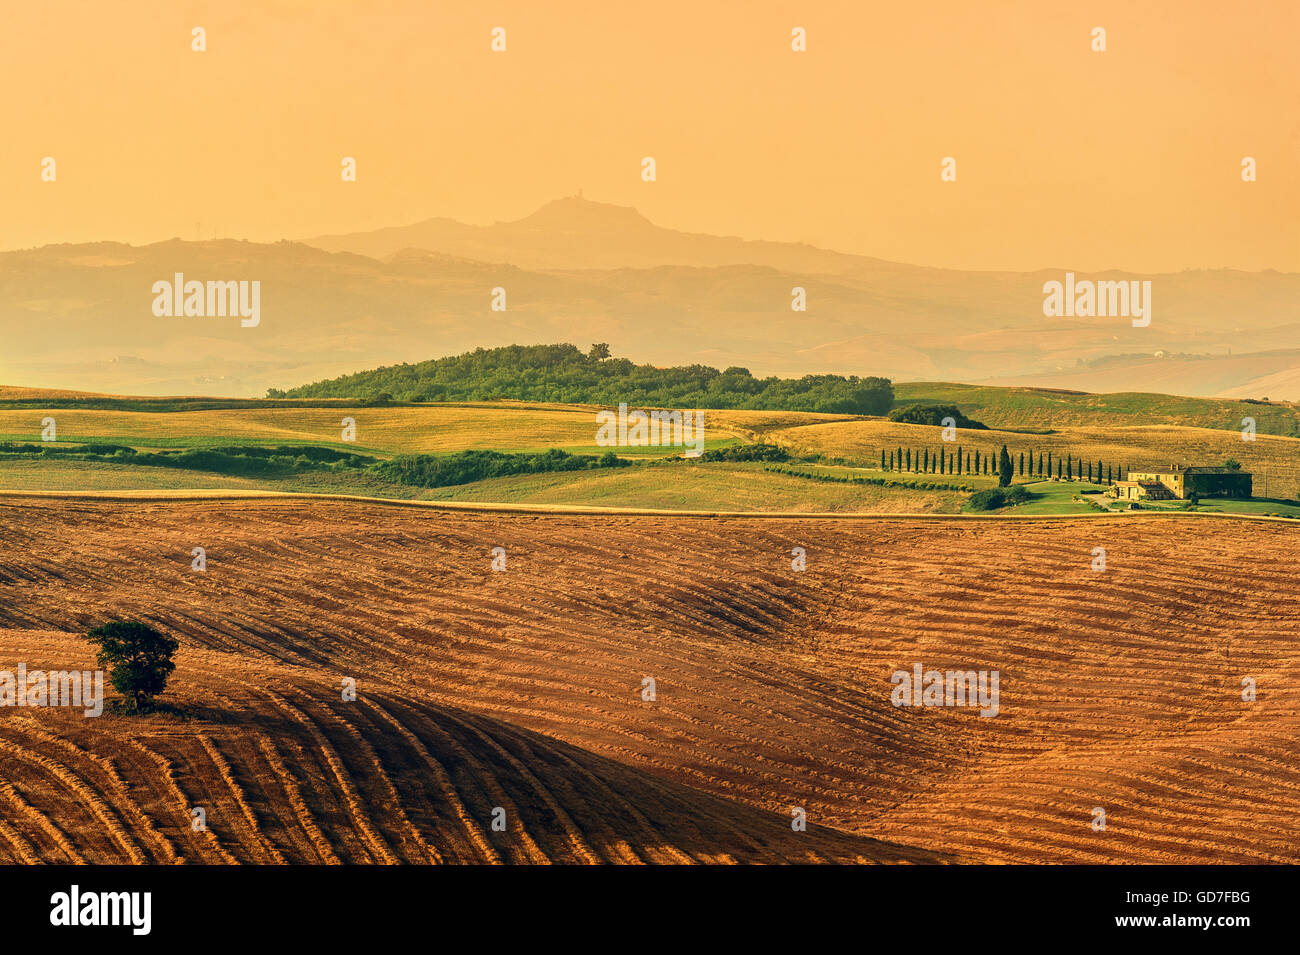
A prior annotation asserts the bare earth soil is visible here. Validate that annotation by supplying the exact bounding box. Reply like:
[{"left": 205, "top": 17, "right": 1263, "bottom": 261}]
[{"left": 0, "top": 497, "right": 1296, "bottom": 864}]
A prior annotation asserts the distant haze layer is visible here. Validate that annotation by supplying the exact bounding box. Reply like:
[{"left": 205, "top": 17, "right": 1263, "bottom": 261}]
[{"left": 0, "top": 197, "right": 1296, "bottom": 399}]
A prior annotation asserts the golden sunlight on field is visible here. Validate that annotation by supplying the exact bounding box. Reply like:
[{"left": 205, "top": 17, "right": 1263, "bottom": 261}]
[{"left": 0, "top": 497, "right": 1295, "bottom": 863}]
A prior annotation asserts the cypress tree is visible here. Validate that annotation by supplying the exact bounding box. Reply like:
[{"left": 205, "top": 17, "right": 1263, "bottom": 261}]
[
  {"left": 1046, "top": 451, "right": 1052, "bottom": 476},
  {"left": 938, "top": 450, "right": 945, "bottom": 474},
  {"left": 1018, "top": 452, "right": 1024, "bottom": 476},
  {"left": 998, "top": 445, "right": 1013, "bottom": 487},
  {"left": 905, "top": 449, "right": 911, "bottom": 471},
  {"left": 881, "top": 449, "right": 886, "bottom": 471}
]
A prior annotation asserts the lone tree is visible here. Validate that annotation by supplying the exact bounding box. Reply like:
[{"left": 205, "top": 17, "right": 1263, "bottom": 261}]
[
  {"left": 85, "top": 621, "right": 178, "bottom": 714},
  {"left": 998, "top": 445, "right": 1013, "bottom": 487}
]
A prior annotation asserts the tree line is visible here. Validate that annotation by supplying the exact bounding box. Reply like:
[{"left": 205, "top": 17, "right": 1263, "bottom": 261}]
[
  {"left": 272, "top": 343, "right": 895, "bottom": 416},
  {"left": 880, "top": 446, "right": 1126, "bottom": 484}
]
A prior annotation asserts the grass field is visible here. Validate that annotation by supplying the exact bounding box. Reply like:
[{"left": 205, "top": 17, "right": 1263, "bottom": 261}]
[
  {"left": 0, "top": 459, "right": 969, "bottom": 513},
  {"left": 0, "top": 404, "right": 747, "bottom": 458},
  {"left": 6, "top": 406, "right": 667, "bottom": 455},
  {"left": 2, "top": 393, "right": 1297, "bottom": 513},
  {"left": 422, "top": 462, "right": 969, "bottom": 512},
  {"left": 895, "top": 382, "right": 1300, "bottom": 436},
  {"left": 987, "top": 481, "right": 1110, "bottom": 514},
  {"left": 767, "top": 418, "right": 1300, "bottom": 501}
]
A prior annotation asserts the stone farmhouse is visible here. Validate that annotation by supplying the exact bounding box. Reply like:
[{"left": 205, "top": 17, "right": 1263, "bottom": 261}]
[{"left": 1110, "top": 465, "right": 1252, "bottom": 501}]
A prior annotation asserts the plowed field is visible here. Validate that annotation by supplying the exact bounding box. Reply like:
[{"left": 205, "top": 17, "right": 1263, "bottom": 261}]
[{"left": 0, "top": 496, "right": 1295, "bottom": 864}]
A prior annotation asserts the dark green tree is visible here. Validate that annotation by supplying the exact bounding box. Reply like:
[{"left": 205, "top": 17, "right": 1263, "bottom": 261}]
[
  {"left": 85, "top": 621, "right": 178, "bottom": 714},
  {"left": 998, "top": 445, "right": 1013, "bottom": 487}
]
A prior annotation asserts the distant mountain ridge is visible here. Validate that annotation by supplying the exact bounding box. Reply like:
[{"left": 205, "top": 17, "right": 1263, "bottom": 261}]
[
  {"left": 0, "top": 197, "right": 1296, "bottom": 398},
  {"left": 306, "top": 195, "right": 893, "bottom": 273}
]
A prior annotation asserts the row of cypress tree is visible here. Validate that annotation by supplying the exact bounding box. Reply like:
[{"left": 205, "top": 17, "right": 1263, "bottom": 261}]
[{"left": 879, "top": 446, "right": 1125, "bottom": 484}]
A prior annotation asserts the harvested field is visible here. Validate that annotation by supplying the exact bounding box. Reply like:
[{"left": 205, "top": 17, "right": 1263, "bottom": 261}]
[
  {"left": 0, "top": 496, "right": 1297, "bottom": 864},
  {"left": 0, "top": 403, "right": 749, "bottom": 457}
]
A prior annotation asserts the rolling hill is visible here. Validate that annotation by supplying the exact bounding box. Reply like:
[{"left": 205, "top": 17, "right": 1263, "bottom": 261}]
[{"left": 0, "top": 496, "right": 1296, "bottom": 863}]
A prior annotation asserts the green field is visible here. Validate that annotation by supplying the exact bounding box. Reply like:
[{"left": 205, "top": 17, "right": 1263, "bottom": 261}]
[
  {"left": 0, "top": 457, "right": 968, "bottom": 513},
  {"left": 1097, "top": 493, "right": 1300, "bottom": 518},
  {"left": 979, "top": 480, "right": 1111, "bottom": 514},
  {"left": 421, "top": 462, "right": 969, "bottom": 512},
  {"left": 2, "top": 388, "right": 1298, "bottom": 516}
]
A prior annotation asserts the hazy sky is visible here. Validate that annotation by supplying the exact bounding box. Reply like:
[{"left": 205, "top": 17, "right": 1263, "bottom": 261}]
[{"left": 4, "top": 0, "right": 1296, "bottom": 271}]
